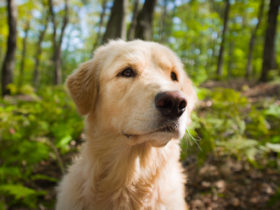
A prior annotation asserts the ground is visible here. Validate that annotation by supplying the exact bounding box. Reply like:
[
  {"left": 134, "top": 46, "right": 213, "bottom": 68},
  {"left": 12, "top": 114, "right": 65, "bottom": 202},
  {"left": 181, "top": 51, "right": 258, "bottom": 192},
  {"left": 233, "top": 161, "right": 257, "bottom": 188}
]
[
  {"left": 185, "top": 79, "right": 280, "bottom": 210},
  {"left": 185, "top": 155, "right": 280, "bottom": 210}
]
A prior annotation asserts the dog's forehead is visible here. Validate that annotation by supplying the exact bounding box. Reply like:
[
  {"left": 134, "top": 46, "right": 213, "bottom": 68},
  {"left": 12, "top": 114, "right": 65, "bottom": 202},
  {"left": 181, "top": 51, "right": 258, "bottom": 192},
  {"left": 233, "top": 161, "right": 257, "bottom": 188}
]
[
  {"left": 98, "top": 41, "right": 181, "bottom": 77},
  {"left": 125, "top": 42, "right": 178, "bottom": 67}
]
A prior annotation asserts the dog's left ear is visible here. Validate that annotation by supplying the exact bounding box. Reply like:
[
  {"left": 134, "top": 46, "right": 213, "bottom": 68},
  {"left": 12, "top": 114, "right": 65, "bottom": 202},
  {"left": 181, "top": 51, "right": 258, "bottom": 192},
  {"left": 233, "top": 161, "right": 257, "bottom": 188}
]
[{"left": 66, "top": 60, "right": 98, "bottom": 115}]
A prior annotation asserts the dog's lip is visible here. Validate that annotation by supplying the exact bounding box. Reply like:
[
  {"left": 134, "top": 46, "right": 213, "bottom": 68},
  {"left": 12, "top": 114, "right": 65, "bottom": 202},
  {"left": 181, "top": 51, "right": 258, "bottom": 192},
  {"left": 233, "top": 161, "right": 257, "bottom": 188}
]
[{"left": 122, "top": 122, "right": 178, "bottom": 138}]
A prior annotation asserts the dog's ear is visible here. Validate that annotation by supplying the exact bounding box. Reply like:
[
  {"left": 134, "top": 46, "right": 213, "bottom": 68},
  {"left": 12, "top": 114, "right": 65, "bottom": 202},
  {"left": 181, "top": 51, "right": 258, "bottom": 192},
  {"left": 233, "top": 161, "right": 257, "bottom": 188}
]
[{"left": 66, "top": 60, "right": 98, "bottom": 115}]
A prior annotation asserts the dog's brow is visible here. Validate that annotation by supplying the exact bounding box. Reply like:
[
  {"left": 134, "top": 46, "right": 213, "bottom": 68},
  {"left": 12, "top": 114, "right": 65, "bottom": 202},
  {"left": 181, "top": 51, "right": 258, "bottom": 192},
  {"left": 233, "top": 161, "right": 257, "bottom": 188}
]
[
  {"left": 158, "top": 61, "right": 174, "bottom": 72},
  {"left": 114, "top": 53, "right": 145, "bottom": 68}
]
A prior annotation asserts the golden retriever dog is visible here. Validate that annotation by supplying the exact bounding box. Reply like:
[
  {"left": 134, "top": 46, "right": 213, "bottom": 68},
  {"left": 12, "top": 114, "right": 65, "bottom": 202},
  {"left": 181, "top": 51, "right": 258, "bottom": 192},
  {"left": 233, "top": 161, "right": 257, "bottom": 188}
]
[{"left": 56, "top": 40, "right": 197, "bottom": 210}]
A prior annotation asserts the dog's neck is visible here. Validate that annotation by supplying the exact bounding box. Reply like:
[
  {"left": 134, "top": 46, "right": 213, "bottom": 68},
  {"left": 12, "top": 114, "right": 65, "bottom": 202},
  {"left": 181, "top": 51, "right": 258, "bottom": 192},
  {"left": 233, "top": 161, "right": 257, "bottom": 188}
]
[{"left": 82, "top": 130, "right": 180, "bottom": 202}]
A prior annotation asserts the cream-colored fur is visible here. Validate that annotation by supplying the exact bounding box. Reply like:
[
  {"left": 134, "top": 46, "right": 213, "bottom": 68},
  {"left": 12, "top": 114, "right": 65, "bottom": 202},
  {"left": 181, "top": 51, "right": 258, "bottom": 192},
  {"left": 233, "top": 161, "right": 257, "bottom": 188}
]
[{"left": 56, "top": 40, "right": 197, "bottom": 210}]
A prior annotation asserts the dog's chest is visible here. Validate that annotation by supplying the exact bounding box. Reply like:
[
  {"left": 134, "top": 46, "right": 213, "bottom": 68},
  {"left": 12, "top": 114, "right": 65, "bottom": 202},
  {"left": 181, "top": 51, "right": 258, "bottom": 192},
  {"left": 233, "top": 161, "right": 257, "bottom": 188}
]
[{"left": 91, "top": 180, "right": 162, "bottom": 210}]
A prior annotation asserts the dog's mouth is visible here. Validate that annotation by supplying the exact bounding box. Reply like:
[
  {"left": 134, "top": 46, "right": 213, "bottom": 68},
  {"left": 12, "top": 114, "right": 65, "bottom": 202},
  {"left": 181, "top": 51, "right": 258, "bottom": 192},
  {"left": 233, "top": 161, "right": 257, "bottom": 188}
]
[
  {"left": 123, "top": 121, "right": 179, "bottom": 138},
  {"left": 158, "top": 124, "right": 177, "bottom": 132}
]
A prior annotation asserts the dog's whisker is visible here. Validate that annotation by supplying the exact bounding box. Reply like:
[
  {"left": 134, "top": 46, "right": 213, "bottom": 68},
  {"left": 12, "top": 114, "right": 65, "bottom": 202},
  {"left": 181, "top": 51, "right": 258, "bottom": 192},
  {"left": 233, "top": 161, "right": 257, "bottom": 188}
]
[{"left": 185, "top": 128, "right": 201, "bottom": 151}]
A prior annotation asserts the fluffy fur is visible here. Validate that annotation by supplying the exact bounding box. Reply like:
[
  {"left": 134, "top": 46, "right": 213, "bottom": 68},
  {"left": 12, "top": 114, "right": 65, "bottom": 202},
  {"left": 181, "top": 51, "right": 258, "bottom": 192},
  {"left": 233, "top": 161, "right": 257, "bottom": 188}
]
[{"left": 56, "top": 40, "right": 197, "bottom": 210}]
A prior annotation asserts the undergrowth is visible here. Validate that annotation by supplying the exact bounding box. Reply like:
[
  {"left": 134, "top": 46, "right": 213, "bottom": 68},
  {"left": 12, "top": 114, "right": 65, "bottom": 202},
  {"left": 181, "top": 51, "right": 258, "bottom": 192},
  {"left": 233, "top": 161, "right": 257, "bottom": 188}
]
[
  {"left": 181, "top": 87, "right": 280, "bottom": 168},
  {"left": 0, "top": 85, "right": 83, "bottom": 209}
]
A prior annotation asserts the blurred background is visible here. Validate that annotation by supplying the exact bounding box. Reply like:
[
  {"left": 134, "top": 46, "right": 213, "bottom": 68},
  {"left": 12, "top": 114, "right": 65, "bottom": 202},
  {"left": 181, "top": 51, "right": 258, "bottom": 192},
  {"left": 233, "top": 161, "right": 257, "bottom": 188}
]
[{"left": 0, "top": 0, "right": 279, "bottom": 209}]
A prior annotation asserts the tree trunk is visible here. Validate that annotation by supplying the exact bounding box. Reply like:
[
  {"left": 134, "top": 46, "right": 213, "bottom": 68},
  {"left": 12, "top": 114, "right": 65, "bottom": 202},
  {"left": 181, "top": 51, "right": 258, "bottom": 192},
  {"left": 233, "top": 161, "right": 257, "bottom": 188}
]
[
  {"left": 102, "top": 0, "right": 127, "bottom": 44},
  {"left": 159, "top": 0, "right": 168, "bottom": 42},
  {"left": 127, "top": 0, "right": 139, "bottom": 40},
  {"left": 49, "top": 0, "right": 69, "bottom": 85},
  {"left": 1, "top": 0, "right": 17, "bottom": 96},
  {"left": 55, "top": 0, "right": 68, "bottom": 85},
  {"left": 227, "top": 36, "right": 234, "bottom": 78},
  {"left": 260, "top": 0, "right": 280, "bottom": 82},
  {"left": 0, "top": 43, "right": 3, "bottom": 64},
  {"left": 245, "top": 0, "right": 265, "bottom": 79},
  {"left": 216, "top": 0, "right": 230, "bottom": 78},
  {"left": 18, "top": 20, "right": 30, "bottom": 90},
  {"left": 33, "top": 15, "right": 49, "bottom": 89},
  {"left": 92, "top": 0, "right": 108, "bottom": 51},
  {"left": 49, "top": 0, "right": 58, "bottom": 83},
  {"left": 135, "top": 0, "right": 157, "bottom": 40}
]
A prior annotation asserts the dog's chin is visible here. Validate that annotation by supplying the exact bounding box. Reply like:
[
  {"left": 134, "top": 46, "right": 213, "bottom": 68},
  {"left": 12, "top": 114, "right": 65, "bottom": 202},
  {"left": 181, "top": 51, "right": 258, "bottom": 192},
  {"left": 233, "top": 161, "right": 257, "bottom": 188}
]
[
  {"left": 146, "top": 131, "right": 180, "bottom": 147},
  {"left": 123, "top": 127, "right": 182, "bottom": 147}
]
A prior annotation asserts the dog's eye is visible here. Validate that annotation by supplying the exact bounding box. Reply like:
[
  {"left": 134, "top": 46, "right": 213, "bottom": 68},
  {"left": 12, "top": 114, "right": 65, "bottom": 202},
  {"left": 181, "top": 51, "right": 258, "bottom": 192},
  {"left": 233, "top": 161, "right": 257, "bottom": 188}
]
[
  {"left": 118, "top": 67, "right": 136, "bottom": 78},
  {"left": 171, "top": 72, "right": 178, "bottom": 81}
]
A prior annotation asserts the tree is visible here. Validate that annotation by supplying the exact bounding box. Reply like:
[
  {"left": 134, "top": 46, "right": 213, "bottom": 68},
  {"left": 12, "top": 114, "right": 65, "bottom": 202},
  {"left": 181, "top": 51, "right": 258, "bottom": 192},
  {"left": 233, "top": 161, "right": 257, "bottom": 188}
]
[
  {"left": 92, "top": 0, "right": 108, "bottom": 50},
  {"left": 135, "top": 0, "right": 157, "bottom": 40},
  {"left": 48, "top": 0, "right": 69, "bottom": 85},
  {"left": 159, "top": 0, "right": 177, "bottom": 43},
  {"left": 33, "top": 13, "right": 49, "bottom": 89},
  {"left": 1, "top": 0, "right": 17, "bottom": 96},
  {"left": 102, "top": 0, "right": 127, "bottom": 43},
  {"left": 227, "top": 33, "right": 234, "bottom": 78},
  {"left": 245, "top": 0, "right": 265, "bottom": 79},
  {"left": 260, "top": 0, "right": 280, "bottom": 82},
  {"left": 159, "top": 0, "right": 168, "bottom": 42},
  {"left": 127, "top": 0, "right": 139, "bottom": 40},
  {"left": 216, "top": 0, "right": 230, "bottom": 78},
  {"left": 18, "top": 20, "right": 30, "bottom": 90}
]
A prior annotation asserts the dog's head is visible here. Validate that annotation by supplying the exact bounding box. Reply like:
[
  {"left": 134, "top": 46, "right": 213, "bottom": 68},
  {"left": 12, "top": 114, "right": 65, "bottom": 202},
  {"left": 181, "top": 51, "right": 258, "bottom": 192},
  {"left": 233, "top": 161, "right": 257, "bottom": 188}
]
[{"left": 67, "top": 40, "right": 197, "bottom": 147}]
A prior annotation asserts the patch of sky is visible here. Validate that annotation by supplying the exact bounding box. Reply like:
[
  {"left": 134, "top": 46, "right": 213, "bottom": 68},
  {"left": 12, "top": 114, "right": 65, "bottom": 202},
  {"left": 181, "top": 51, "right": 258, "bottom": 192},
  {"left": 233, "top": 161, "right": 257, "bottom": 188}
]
[
  {"left": 211, "top": 32, "right": 218, "bottom": 39},
  {"left": 194, "top": 49, "right": 200, "bottom": 55},
  {"left": 32, "top": 9, "right": 41, "bottom": 19},
  {"left": 234, "top": 16, "right": 243, "bottom": 24},
  {"left": 173, "top": 17, "right": 182, "bottom": 25},
  {"left": 250, "top": 18, "right": 258, "bottom": 25}
]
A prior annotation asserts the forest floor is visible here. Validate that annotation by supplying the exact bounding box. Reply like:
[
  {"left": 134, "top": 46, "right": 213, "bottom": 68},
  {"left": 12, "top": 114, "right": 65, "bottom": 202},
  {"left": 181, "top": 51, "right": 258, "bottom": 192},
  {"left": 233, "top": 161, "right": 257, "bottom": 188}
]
[
  {"left": 30, "top": 79, "right": 280, "bottom": 210},
  {"left": 185, "top": 154, "right": 280, "bottom": 210},
  {"left": 185, "top": 79, "right": 280, "bottom": 210}
]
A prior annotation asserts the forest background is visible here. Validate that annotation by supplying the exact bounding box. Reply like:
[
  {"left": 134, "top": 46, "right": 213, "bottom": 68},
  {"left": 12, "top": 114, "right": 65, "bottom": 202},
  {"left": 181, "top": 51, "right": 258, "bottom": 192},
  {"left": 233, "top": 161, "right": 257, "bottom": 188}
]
[{"left": 0, "top": 0, "right": 280, "bottom": 209}]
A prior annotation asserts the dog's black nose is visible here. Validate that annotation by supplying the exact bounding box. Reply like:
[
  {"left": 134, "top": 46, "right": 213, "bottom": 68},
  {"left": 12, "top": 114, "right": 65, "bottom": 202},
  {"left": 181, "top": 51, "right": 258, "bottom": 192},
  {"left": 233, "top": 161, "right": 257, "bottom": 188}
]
[{"left": 155, "top": 91, "right": 187, "bottom": 119}]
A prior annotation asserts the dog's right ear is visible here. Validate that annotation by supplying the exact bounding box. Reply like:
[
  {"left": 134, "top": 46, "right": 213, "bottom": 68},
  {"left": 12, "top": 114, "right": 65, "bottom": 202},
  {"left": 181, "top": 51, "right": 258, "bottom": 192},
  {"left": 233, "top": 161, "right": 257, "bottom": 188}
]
[{"left": 66, "top": 60, "right": 97, "bottom": 115}]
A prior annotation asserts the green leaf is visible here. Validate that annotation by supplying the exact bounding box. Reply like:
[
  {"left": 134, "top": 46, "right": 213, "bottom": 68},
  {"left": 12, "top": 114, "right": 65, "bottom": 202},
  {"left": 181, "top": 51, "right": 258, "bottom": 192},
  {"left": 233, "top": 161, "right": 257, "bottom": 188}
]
[
  {"left": 196, "top": 88, "right": 210, "bottom": 100},
  {"left": 0, "top": 184, "right": 36, "bottom": 200},
  {"left": 266, "top": 143, "right": 280, "bottom": 153},
  {"left": 264, "top": 104, "right": 280, "bottom": 118},
  {"left": 0, "top": 167, "right": 21, "bottom": 180},
  {"left": 31, "top": 174, "right": 57, "bottom": 182},
  {"left": 56, "top": 134, "right": 72, "bottom": 149},
  {"left": 173, "top": 30, "right": 185, "bottom": 38},
  {"left": 0, "top": 201, "right": 5, "bottom": 210}
]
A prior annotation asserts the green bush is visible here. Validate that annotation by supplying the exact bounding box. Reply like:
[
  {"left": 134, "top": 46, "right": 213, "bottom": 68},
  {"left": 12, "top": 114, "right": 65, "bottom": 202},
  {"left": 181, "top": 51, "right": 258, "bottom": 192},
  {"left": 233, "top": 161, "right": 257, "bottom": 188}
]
[
  {"left": 0, "top": 85, "right": 83, "bottom": 209},
  {"left": 182, "top": 88, "right": 280, "bottom": 167}
]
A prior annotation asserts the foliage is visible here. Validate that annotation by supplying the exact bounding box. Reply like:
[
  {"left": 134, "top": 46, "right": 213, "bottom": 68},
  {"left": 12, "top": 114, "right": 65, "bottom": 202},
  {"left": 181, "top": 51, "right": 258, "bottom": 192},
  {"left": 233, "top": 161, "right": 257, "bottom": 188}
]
[
  {"left": 1, "top": 0, "right": 279, "bottom": 87},
  {"left": 181, "top": 87, "right": 280, "bottom": 168},
  {"left": 0, "top": 86, "right": 83, "bottom": 209}
]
